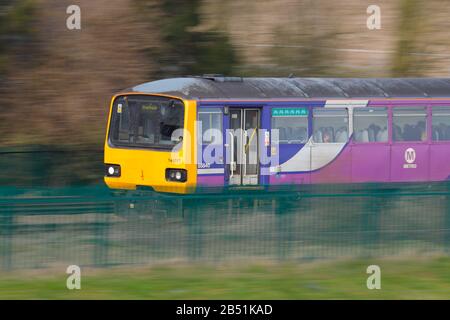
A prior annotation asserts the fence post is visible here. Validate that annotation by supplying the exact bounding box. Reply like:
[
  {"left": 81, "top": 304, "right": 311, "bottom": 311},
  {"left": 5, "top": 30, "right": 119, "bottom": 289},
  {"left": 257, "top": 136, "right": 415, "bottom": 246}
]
[
  {"left": 187, "top": 199, "right": 203, "bottom": 261},
  {"left": 276, "top": 197, "right": 293, "bottom": 260},
  {"left": 361, "top": 195, "right": 381, "bottom": 258},
  {"left": 93, "top": 210, "right": 110, "bottom": 267},
  {"left": 445, "top": 184, "right": 450, "bottom": 254},
  {"left": 1, "top": 206, "right": 14, "bottom": 271}
]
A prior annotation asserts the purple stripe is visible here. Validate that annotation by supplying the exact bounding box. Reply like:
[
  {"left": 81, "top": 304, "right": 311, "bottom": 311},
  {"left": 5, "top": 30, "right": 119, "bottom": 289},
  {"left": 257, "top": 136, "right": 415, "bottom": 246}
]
[{"left": 197, "top": 175, "right": 224, "bottom": 186}]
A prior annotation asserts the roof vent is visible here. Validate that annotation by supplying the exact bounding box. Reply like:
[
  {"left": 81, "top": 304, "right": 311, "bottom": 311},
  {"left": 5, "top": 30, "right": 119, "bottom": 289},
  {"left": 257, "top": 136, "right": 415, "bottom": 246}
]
[{"left": 201, "top": 74, "right": 243, "bottom": 82}]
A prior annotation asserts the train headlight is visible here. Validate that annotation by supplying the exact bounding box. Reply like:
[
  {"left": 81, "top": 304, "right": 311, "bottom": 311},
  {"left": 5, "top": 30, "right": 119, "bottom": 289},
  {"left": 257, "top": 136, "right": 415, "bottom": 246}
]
[
  {"left": 166, "top": 169, "right": 187, "bottom": 182},
  {"left": 105, "top": 164, "right": 121, "bottom": 177}
]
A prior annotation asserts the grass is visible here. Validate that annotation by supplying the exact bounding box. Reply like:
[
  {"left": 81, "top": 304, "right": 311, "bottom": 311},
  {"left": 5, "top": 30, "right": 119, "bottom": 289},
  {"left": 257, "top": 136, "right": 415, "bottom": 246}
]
[{"left": 0, "top": 256, "right": 450, "bottom": 299}]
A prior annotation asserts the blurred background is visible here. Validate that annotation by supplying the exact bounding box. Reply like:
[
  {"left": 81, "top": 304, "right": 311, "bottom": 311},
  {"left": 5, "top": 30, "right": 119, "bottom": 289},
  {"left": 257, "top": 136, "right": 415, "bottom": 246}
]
[
  {"left": 3, "top": 0, "right": 450, "bottom": 185},
  {"left": 1, "top": 0, "right": 450, "bottom": 151},
  {"left": 1, "top": 0, "right": 450, "bottom": 299}
]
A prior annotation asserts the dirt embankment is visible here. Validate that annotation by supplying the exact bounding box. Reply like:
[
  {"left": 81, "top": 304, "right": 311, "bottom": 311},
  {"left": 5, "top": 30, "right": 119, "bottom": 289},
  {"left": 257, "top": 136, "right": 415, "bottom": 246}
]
[
  {"left": 2, "top": 0, "right": 450, "bottom": 147},
  {"left": 0, "top": 0, "right": 160, "bottom": 147}
]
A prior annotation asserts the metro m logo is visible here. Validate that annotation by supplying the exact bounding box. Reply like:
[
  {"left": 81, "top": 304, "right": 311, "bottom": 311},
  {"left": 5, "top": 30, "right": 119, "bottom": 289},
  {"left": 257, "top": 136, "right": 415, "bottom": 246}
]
[
  {"left": 405, "top": 148, "right": 416, "bottom": 163},
  {"left": 403, "top": 148, "right": 417, "bottom": 169}
]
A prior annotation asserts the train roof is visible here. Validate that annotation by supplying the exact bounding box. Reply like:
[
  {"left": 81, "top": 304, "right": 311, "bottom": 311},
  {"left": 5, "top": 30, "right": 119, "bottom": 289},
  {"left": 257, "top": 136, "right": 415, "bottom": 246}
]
[{"left": 128, "top": 76, "right": 450, "bottom": 100}]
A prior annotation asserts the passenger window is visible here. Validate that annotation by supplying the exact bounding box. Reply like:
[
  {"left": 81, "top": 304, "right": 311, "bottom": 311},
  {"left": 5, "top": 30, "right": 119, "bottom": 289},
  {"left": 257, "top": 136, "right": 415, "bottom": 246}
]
[
  {"left": 271, "top": 108, "right": 308, "bottom": 144},
  {"left": 312, "top": 108, "right": 348, "bottom": 143},
  {"left": 393, "top": 107, "right": 427, "bottom": 142},
  {"left": 353, "top": 107, "right": 388, "bottom": 143},
  {"left": 199, "top": 109, "right": 222, "bottom": 144},
  {"left": 432, "top": 106, "right": 450, "bottom": 141}
]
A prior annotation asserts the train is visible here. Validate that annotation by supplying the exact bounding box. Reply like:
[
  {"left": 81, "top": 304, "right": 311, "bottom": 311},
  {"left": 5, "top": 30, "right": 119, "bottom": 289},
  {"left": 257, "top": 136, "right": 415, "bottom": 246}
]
[{"left": 104, "top": 76, "right": 450, "bottom": 194}]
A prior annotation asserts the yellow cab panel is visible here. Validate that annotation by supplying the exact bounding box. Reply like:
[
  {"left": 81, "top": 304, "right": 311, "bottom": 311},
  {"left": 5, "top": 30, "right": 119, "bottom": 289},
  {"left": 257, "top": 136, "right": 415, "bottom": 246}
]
[{"left": 104, "top": 93, "right": 197, "bottom": 194}]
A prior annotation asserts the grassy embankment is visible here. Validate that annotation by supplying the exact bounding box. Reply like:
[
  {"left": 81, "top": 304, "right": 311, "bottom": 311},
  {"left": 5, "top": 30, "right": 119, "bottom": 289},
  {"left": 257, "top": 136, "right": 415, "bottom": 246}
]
[{"left": 0, "top": 256, "right": 449, "bottom": 299}]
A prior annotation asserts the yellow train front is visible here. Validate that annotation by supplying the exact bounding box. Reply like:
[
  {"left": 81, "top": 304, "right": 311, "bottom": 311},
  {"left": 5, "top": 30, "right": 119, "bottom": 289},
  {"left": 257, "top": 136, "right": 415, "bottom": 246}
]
[{"left": 104, "top": 85, "right": 198, "bottom": 194}]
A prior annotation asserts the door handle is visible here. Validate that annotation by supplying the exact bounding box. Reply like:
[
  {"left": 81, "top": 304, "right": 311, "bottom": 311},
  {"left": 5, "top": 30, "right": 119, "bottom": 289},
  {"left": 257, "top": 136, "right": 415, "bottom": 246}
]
[{"left": 245, "top": 127, "right": 258, "bottom": 154}]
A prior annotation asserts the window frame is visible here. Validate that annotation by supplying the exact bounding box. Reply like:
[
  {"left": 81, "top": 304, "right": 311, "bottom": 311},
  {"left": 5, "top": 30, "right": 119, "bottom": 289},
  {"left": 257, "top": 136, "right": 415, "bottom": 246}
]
[
  {"left": 312, "top": 107, "right": 349, "bottom": 144},
  {"left": 352, "top": 107, "right": 389, "bottom": 144},
  {"left": 198, "top": 107, "right": 223, "bottom": 145},
  {"left": 392, "top": 106, "right": 428, "bottom": 144},
  {"left": 431, "top": 105, "right": 450, "bottom": 143},
  {"left": 270, "top": 107, "right": 310, "bottom": 145}
]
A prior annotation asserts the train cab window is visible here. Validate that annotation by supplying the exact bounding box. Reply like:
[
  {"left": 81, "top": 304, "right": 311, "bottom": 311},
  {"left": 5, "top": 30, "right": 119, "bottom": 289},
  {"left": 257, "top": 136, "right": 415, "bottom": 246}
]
[
  {"left": 109, "top": 95, "right": 185, "bottom": 150},
  {"left": 432, "top": 106, "right": 450, "bottom": 141},
  {"left": 198, "top": 108, "right": 223, "bottom": 144},
  {"left": 312, "top": 108, "right": 348, "bottom": 143},
  {"left": 271, "top": 108, "right": 308, "bottom": 144},
  {"left": 393, "top": 107, "right": 427, "bottom": 142},
  {"left": 353, "top": 107, "right": 388, "bottom": 142}
]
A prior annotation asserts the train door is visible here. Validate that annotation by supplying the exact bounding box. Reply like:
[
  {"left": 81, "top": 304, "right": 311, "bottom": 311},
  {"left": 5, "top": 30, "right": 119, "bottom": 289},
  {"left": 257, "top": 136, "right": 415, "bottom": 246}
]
[{"left": 227, "top": 108, "right": 260, "bottom": 185}]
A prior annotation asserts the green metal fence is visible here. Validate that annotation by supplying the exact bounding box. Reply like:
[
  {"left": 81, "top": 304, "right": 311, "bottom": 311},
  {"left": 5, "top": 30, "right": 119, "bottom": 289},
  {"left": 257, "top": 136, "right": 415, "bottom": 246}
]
[
  {"left": 1, "top": 182, "right": 450, "bottom": 271},
  {"left": 0, "top": 147, "right": 103, "bottom": 187}
]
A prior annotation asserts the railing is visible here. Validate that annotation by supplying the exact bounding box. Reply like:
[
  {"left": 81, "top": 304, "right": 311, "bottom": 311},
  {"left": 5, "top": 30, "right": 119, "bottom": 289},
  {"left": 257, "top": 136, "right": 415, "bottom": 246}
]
[{"left": 1, "top": 183, "right": 450, "bottom": 271}]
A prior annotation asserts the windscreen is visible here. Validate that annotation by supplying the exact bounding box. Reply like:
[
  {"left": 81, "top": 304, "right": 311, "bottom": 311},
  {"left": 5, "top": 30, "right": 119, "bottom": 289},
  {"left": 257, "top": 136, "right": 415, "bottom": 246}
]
[{"left": 109, "top": 95, "right": 184, "bottom": 150}]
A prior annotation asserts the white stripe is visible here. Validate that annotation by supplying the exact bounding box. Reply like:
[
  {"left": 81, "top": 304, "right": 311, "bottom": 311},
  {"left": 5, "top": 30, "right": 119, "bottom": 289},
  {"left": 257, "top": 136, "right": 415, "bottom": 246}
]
[
  {"left": 279, "top": 100, "right": 369, "bottom": 172},
  {"left": 198, "top": 168, "right": 225, "bottom": 175},
  {"left": 279, "top": 137, "right": 347, "bottom": 172}
]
